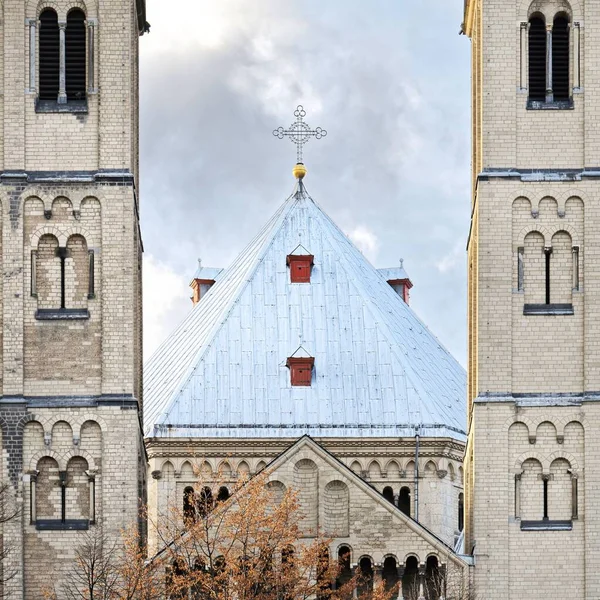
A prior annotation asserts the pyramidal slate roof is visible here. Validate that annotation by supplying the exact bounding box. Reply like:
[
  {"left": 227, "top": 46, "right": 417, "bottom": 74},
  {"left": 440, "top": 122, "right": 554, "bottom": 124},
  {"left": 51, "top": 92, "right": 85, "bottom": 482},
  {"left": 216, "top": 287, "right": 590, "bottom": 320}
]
[{"left": 144, "top": 181, "right": 466, "bottom": 441}]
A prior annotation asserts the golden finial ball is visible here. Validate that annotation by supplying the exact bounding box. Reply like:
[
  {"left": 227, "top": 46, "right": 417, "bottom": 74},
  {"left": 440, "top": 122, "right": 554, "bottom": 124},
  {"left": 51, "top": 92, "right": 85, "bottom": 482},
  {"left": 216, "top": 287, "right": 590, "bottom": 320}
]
[{"left": 293, "top": 163, "right": 307, "bottom": 179}]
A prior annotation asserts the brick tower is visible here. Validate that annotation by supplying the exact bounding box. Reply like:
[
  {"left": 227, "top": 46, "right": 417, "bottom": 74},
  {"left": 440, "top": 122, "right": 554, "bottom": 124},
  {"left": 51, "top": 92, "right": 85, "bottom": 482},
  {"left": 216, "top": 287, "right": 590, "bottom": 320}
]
[
  {"left": 0, "top": 1, "right": 147, "bottom": 597},
  {"left": 464, "top": 0, "right": 600, "bottom": 597}
]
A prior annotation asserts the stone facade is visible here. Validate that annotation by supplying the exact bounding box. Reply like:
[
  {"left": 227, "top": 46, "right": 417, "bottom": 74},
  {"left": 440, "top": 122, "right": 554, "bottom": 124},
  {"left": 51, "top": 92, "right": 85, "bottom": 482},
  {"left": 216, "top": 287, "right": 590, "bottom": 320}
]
[
  {"left": 146, "top": 436, "right": 467, "bottom": 579},
  {"left": 148, "top": 437, "right": 470, "bottom": 596},
  {"left": 0, "top": 0, "right": 146, "bottom": 597},
  {"left": 464, "top": 0, "right": 600, "bottom": 597}
]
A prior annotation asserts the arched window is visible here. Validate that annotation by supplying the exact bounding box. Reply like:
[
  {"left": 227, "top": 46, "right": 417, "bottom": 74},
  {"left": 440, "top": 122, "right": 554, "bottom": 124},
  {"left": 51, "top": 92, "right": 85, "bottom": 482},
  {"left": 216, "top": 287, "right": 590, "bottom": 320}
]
[
  {"left": 34, "top": 455, "right": 92, "bottom": 528},
  {"left": 357, "top": 557, "right": 373, "bottom": 597},
  {"left": 552, "top": 14, "right": 570, "bottom": 101},
  {"left": 528, "top": 15, "right": 547, "bottom": 102},
  {"left": 402, "top": 556, "right": 419, "bottom": 599},
  {"left": 66, "top": 456, "right": 90, "bottom": 521},
  {"left": 398, "top": 486, "right": 411, "bottom": 517},
  {"left": 316, "top": 546, "right": 331, "bottom": 600},
  {"left": 458, "top": 492, "right": 464, "bottom": 532},
  {"left": 549, "top": 458, "right": 572, "bottom": 520},
  {"left": 183, "top": 486, "right": 196, "bottom": 523},
  {"left": 65, "top": 235, "right": 90, "bottom": 309},
  {"left": 217, "top": 486, "right": 230, "bottom": 503},
  {"left": 167, "top": 558, "right": 189, "bottom": 600},
  {"left": 36, "top": 457, "right": 60, "bottom": 521},
  {"left": 425, "top": 556, "right": 442, "bottom": 600},
  {"left": 39, "top": 9, "right": 59, "bottom": 100},
  {"left": 293, "top": 459, "right": 318, "bottom": 534},
  {"left": 33, "top": 233, "right": 93, "bottom": 318},
  {"left": 66, "top": 9, "right": 87, "bottom": 101},
  {"left": 324, "top": 480, "right": 349, "bottom": 537},
  {"left": 382, "top": 486, "right": 394, "bottom": 504},
  {"left": 520, "top": 458, "right": 544, "bottom": 520},
  {"left": 281, "top": 546, "right": 296, "bottom": 600},
  {"left": 197, "top": 486, "right": 213, "bottom": 518},
  {"left": 336, "top": 546, "right": 352, "bottom": 590},
  {"left": 382, "top": 556, "right": 399, "bottom": 594}
]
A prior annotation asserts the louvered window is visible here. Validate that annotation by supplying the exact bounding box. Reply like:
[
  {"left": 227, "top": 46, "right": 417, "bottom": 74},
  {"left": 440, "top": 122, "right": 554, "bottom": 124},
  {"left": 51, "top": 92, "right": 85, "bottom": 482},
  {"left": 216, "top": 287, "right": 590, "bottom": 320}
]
[
  {"left": 39, "top": 9, "right": 59, "bottom": 101},
  {"left": 66, "top": 9, "right": 86, "bottom": 101},
  {"left": 528, "top": 16, "right": 546, "bottom": 102},
  {"left": 552, "top": 15, "right": 570, "bottom": 101}
]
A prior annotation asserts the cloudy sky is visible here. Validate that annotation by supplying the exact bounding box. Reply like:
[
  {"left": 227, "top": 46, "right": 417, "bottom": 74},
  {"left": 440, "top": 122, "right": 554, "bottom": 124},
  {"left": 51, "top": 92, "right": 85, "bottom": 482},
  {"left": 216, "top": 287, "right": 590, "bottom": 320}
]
[{"left": 140, "top": 0, "right": 471, "bottom": 366}]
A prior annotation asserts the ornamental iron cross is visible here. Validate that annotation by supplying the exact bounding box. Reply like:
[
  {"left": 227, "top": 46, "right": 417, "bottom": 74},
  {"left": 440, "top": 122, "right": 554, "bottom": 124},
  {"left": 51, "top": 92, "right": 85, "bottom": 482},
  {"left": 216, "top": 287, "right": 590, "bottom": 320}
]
[{"left": 273, "top": 105, "right": 327, "bottom": 164}]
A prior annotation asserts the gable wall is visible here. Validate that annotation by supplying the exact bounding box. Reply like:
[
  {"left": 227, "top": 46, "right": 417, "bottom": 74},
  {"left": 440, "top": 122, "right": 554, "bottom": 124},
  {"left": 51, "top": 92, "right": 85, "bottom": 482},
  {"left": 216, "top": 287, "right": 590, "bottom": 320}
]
[{"left": 146, "top": 437, "right": 466, "bottom": 560}]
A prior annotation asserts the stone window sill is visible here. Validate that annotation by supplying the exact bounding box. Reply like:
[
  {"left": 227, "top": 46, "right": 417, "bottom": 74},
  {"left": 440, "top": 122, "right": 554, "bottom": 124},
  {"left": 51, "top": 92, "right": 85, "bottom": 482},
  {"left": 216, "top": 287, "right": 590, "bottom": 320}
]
[
  {"left": 35, "top": 519, "right": 89, "bottom": 531},
  {"left": 35, "top": 99, "right": 88, "bottom": 114},
  {"left": 527, "top": 98, "right": 574, "bottom": 110},
  {"left": 35, "top": 308, "right": 90, "bottom": 321},
  {"left": 520, "top": 519, "right": 572, "bottom": 531},
  {"left": 523, "top": 303, "right": 574, "bottom": 316}
]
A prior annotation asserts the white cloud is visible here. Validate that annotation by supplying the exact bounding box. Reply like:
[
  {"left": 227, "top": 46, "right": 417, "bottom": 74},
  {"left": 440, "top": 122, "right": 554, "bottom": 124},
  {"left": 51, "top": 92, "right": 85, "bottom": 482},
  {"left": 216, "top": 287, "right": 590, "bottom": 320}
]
[
  {"left": 436, "top": 240, "right": 464, "bottom": 274},
  {"left": 348, "top": 226, "right": 380, "bottom": 262},
  {"left": 143, "top": 255, "right": 190, "bottom": 359}
]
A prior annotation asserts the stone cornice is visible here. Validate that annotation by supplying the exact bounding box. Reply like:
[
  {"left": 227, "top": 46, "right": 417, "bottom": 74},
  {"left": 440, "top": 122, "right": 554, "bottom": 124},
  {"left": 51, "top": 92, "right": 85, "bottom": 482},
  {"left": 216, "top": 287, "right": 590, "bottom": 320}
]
[{"left": 145, "top": 436, "right": 465, "bottom": 462}]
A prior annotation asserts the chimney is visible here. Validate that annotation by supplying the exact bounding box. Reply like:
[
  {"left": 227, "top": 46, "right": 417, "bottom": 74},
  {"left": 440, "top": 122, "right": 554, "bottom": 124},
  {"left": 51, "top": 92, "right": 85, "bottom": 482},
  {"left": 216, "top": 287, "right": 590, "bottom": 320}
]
[
  {"left": 190, "top": 259, "right": 223, "bottom": 305},
  {"left": 378, "top": 259, "right": 413, "bottom": 305}
]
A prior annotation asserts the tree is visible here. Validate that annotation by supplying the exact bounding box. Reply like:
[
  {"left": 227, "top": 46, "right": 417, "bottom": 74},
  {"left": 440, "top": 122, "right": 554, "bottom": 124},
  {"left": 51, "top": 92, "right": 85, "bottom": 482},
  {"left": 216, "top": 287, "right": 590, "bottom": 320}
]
[
  {"left": 151, "top": 468, "right": 396, "bottom": 600},
  {"left": 42, "top": 524, "right": 164, "bottom": 600},
  {"left": 0, "top": 479, "right": 23, "bottom": 598},
  {"left": 400, "top": 560, "right": 477, "bottom": 600}
]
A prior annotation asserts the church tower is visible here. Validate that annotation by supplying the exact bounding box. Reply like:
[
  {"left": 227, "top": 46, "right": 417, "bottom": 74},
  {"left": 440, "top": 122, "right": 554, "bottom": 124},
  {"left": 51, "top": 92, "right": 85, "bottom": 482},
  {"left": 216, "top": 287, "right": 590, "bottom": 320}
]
[
  {"left": 0, "top": 0, "right": 147, "bottom": 597},
  {"left": 464, "top": 0, "right": 600, "bottom": 597}
]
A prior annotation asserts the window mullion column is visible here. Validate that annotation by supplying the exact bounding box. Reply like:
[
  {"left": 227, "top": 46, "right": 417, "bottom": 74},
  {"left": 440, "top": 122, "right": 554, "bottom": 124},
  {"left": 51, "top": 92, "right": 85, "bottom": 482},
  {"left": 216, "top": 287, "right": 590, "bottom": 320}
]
[
  {"left": 58, "top": 21, "right": 67, "bottom": 103},
  {"left": 28, "top": 19, "right": 37, "bottom": 92},
  {"left": 573, "top": 22, "right": 581, "bottom": 91},
  {"left": 520, "top": 22, "right": 528, "bottom": 90},
  {"left": 546, "top": 24, "right": 554, "bottom": 102},
  {"left": 87, "top": 19, "right": 96, "bottom": 93}
]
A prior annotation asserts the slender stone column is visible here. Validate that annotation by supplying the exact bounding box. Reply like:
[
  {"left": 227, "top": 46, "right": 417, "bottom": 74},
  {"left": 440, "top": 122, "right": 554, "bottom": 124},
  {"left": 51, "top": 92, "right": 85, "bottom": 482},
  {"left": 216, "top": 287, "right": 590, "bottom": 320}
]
[
  {"left": 417, "top": 565, "right": 426, "bottom": 600},
  {"left": 58, "top": 21, "right": 67, "bottom": 103},
  {"left": 87, "top": 472, "right": 96, "bottom": 523},
  {"left": 571, "top": 473, "right": 578, "bottom": 519},
  {"left": 514, "top": 473, "right": 522, "bottom": 518},
  {"left": 520, "top": 22, "right": 528, "bottom": 90},
  {"left": 87, "top": 19, "right": 95, "bottom": 92},
  {"left": 28, "top": 19, "right": 37, "bottom": 92},
  {"left": 573, "top": 23, "right": 581, "bottom": 90},
  {"left": 546, "top": 24, "right": 553, "bottom": 102},
  {"left": 29, "top": 472, "right": 38, "bottom": 523}
]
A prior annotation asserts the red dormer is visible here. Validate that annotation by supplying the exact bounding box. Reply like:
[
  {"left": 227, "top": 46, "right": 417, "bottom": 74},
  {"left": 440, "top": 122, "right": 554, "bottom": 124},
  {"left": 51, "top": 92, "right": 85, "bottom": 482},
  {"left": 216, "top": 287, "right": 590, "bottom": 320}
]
[
  {"left": 378, "top": 260, "right": 413, "bottom": 305},
  {"left": 190, "top": 260, "right": 223, "bottom": 305},
  {"left": 287, "top": 245, "right": 314, "bottom": 283},
  {"left": 286, "top": 355, "right": 315, "bottom": 386},
  {"left": 287, "top": 254, "right": 314, "bottom": 283}
]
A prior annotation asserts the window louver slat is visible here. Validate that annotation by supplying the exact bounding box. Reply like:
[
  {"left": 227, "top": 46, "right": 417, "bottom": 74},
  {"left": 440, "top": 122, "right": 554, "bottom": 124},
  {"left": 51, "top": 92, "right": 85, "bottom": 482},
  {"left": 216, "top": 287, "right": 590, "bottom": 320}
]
[
  {"left": 553, "top": 17, "right": 570, "bottom": 101},
  {"left": 39, "top": 9, "right": 59, "bottom": 100},
  {"left": 66, "top": 9, "right": 86, "bottom": 100}
]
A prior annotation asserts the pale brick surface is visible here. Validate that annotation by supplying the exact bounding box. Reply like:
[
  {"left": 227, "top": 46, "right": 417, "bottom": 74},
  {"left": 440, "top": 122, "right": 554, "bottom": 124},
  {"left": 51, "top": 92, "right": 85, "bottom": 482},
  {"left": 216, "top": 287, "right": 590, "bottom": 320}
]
[
  {"left": 0, "top": 0, "right": 145, "bottom": 598},
  {"left": 465, "top": 0, "right": 600, "bottom": 597}
]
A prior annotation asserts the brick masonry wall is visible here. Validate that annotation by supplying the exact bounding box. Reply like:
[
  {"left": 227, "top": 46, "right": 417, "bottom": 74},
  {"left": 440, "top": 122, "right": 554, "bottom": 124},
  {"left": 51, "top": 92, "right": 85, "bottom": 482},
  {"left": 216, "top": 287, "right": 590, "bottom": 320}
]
[
  {"left": 0, "top": 0, "right": 145, "bottom": 597},
  {"left": 466, "top": 0, "right": 600, "bottom": 597},
  {"left": 145, "top": 437, "right": 466, "bottom": 556}
]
